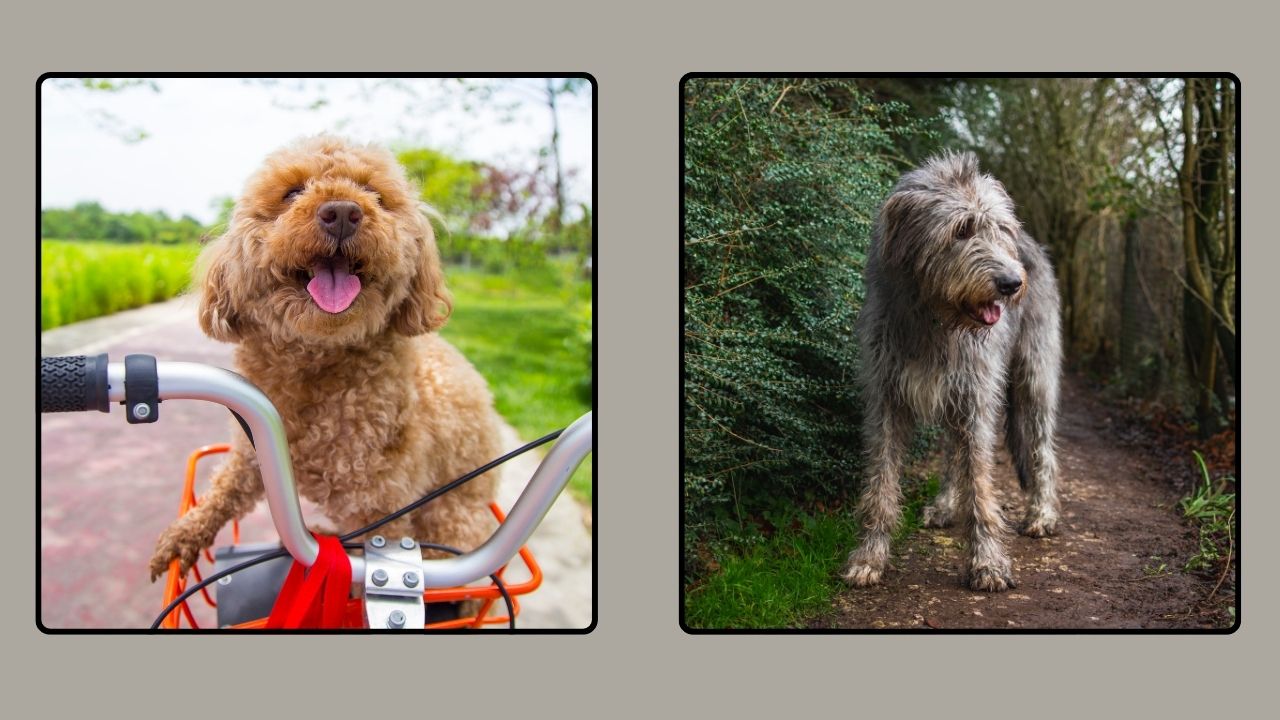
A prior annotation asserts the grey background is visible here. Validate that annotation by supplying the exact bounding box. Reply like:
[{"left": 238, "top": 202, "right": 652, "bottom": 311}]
[{"left": 2, "top": 0, "right": 1272, "bottom": 715}]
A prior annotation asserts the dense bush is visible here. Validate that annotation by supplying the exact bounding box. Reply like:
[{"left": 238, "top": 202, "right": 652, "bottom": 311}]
[{"left": 682, "top": 78, "right": 931, "bottom": 566}]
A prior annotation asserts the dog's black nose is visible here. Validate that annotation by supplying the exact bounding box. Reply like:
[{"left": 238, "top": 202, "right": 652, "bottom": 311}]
[
  {"left": 995, "top": 275, "right": 1023, "bottom": 297},
  {"left": 317, "top": 201, "right": 362, "bottom": 241}
]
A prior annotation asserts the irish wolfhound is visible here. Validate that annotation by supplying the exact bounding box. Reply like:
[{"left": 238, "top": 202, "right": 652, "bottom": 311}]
[{"left": 842, "top": 151, "right": 1062, "bottom": 592}]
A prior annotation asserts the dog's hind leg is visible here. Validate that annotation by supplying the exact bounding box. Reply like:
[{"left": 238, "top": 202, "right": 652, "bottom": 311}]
[
  {"left": 842, "top": 402, "right": 912, "bottom": 587},
  {"left": 921, "top": 435, "right": 958, "bottom": 528},
  {"left": 1006, "top": 323, "right": 1062, "bottom": 538}
]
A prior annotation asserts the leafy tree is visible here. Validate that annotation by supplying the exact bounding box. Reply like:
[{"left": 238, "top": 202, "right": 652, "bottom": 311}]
[
  {"left": 40, "top": 202, "right": 210, "bottom": 244},
  {"left": 397, "top": 148, "right": 491, "bottom": 234},
  {"left": 935, "top": 78, "right": 1236, "bottom": 427}
]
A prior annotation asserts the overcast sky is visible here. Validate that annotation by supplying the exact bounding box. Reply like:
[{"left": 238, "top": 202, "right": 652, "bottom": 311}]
[{"left": 40, "top": 77, "right": 592, "bottom": 224}]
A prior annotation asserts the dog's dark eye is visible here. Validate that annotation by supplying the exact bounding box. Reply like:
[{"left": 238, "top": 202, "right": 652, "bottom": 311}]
[
  {"left": 364, "top": 185, "right": 384, "bottom": 206},
  {"left": 283, "top": 186, "right": 304, "bottom": 202},
  {"left": 955, "top": 219, "right": 974, "bottom": 240}
]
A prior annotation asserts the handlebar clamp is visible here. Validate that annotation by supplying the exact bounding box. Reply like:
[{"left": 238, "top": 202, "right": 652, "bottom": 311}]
[{"left": 124, "top": 354, "right": 160, "bottom": 424}]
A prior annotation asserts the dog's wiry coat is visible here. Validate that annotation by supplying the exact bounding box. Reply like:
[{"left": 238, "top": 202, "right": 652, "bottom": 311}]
[
  {"left": 843, "top": 152, "right": 1062, "bottom": 592},
  {"left": 148, "top": 136, "right": 501, "bottom": 581}
]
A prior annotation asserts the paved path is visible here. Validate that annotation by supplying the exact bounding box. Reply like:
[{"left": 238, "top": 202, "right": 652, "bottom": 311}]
[{"left": 40, "top": 297, "right": 593, "bottom": 630}]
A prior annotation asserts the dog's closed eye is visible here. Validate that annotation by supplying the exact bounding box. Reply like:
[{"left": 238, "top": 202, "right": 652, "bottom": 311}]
[
  {"left": 363, "top": 184, "right": 384, "bottom": 207},
  {"left": 283, "top": 186, "right": 304, "bottom": 202}
]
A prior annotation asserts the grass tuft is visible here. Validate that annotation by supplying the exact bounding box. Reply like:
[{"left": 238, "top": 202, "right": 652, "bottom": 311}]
[{"left": 1179, "top": 450, "right": 1235, "bottom": 573}]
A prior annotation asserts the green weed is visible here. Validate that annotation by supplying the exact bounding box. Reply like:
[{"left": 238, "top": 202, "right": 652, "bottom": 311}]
[{"left": 1179, "top": 450, "right": 1236, "bottom": 573}]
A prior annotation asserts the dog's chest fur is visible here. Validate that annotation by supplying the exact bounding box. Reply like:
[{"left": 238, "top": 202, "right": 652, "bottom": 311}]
[
  {"left": 233, "top": 340, "right": 421, "bottom": 510},
  {"left": 869, "top": 305, "right": 1020, "bottom": 422}
]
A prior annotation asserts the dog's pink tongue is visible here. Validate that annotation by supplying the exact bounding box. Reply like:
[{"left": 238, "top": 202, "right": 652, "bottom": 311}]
[
  {"left": 979, "top": 303, "right": 1002, "bottom": 325},
  {"left": 307, "top": 258, "right": 361, "bottom": 314}
]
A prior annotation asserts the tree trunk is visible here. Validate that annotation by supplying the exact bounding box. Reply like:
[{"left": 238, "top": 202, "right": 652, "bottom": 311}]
[
  {"left": 547, "top": 78, "right": 565, "bottom": 233},
  {"left": 1178, "top": 79, "right": 1220, "bottom": 436},
  {"left": 1119, "top": 215, "right": 1144, "bottom": 386}
]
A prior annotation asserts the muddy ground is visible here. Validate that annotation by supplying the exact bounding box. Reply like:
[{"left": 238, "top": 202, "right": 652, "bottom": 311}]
[{"left": 814, "top": 376, "right": 1236, "bottom": 631}]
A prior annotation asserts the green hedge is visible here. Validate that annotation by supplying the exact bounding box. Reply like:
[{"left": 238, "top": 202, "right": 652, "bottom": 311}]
[{"left": 682, "top": 78, "right": 931, "bottom": 571}]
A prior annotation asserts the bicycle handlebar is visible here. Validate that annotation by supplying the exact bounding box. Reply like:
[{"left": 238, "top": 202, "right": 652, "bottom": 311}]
[{"left": 40, "top": 354, "right": 593, "bottom": 589}]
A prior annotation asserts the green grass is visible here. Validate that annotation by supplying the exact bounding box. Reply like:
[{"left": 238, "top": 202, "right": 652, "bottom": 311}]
[
  {"left": 1180, "top": 450, "right": 1236, "bottom": 573},
  {"left": 684, "top": 475, "right": 936, "bottom": 629},
  {"left": 441, "top": 260, "right": 593, "bottom": 503},
  {"left": 41, "top": 239, "right": 200, "bottom": 330}
]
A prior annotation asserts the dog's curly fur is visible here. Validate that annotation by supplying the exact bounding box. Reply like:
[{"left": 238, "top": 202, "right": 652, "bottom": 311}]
[{"left": 148, "top": 136, "right": 502, "bottom": 581}]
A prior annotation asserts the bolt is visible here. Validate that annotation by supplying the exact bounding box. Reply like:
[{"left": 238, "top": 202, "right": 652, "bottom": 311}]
[
  {"left": 217, "top": 576, "right": 232, "bottom": 586},
  {"left": 371, "top": 569, "right": 388, "bottom": 587},
  {"left": 132, "top": 403, "right": 151, "bottom": 420},
  {"left": 370, "top": 535, "right": 386, "bottom": 548},
  {"left": 403, "top": 572, "right": 419, "bottom": 588},
  {"left": 387, "top": 610, "right": 406, "bottom": 629},
  {"left": 400, "top": 537, "right": 416, "bottom": 550}
]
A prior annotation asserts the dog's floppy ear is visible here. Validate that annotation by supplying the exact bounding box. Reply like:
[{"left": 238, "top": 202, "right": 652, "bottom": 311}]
[
  {"left": 196, "top": 234, "right": 246, "bottom": 342},
  {"left": 391, "top": 206, "right": 453, "bottom": 336},
  {"left": 875, "top": 189, "right": 921, "bottom": 267}
]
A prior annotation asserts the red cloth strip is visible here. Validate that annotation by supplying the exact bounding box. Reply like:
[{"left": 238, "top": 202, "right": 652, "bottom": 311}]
[{"left": 265, "top": 535, "right": 352, "bottom": 629}]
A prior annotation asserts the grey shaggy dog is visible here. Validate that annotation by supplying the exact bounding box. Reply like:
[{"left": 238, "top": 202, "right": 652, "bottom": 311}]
[{"left": 842, "top": 151, "right": 1062, "bottom": 592}]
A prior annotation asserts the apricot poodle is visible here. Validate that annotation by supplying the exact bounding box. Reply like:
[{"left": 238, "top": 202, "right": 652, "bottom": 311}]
[{"left": 148, "top": 136, "right": 502, "bottom": 581}]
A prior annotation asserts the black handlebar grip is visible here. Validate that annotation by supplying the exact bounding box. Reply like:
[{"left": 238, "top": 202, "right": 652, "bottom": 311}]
[{"left": 40, "top": 354, "right": 110, "bottom": 413}]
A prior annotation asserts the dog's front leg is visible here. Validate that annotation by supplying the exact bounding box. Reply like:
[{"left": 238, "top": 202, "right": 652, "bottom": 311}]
[
  {"left": 842, "top": 403, "right": 911, "bottom": 587},
  {"left": 148, "top": 448, "right": 264, "bottom": 581},
  {"left": 949, "top": 404, "right": 1015, "bottom": 592}
]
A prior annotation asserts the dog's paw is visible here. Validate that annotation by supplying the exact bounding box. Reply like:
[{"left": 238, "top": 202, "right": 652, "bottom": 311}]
[
  {"left": 306, "top": 521, "right": 339, "bottom": 538},
  {"left": 1019, "top": 511, "right": 1059, "bottom": 539},
  {"left": 842, "top": 562, "right": 884, "bottom": 587},
  {"left": 921, "top": 504, "right": 955, "bottom": 529},
  {"left": 967, "top": 563, "right": 1016, "bottom": 592},
  {"left": 149, "top": 522, "right": 207, "bottom": 582}
]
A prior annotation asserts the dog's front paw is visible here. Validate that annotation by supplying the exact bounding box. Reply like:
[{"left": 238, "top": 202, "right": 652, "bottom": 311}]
[
  {"left": 1019, "top": 510, "right": 1059, "bottom": 539},
  {"left": 842, "top": 561, "right": 884, "bottom": 587},
  {"left": 967, "top": 562, "right": 1016, "bottom": 592},
  {"left": 149, "top": 520, "right": 208, "bottom": 582}
]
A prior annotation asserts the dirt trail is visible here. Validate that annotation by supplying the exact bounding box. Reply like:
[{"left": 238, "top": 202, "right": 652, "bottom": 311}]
[{"left": 816, "top": 376, "right": 1233, "bottom": 630}]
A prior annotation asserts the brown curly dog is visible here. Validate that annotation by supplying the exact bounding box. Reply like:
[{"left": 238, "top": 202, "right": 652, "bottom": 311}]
[{"left": 149, "top": 135, "right": 501, "bottom": 582}]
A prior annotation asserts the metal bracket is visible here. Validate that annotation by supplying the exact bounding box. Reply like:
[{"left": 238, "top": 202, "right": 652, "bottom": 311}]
[
  {"left": 362, "top": 535, "right": 425, "bottom": 630},
  {"left": 123, "top": 354, "right": 160, "bottom": 423}
]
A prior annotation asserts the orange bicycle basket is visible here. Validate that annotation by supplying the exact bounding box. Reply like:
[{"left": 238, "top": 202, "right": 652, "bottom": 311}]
[{"left": 159, "top": 444, "right": 542, "bottom": 629}]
